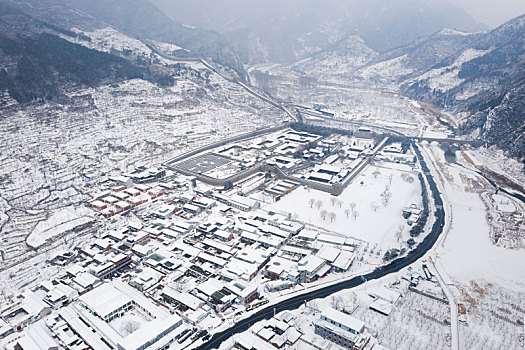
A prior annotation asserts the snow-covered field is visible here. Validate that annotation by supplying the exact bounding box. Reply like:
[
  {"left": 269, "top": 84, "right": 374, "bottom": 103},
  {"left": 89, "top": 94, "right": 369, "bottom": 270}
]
[
  {"left": 423, "top": 143, "right": 525, "bottom": 290},
  {"left": 26, "top": 206, "right": 94, "bottom": 248},
  {"left": 266, "top": 162, "right": 421, "bottom": 248},
  {"left": 491, "top": 194, "right": 517, "bottom": 213}
]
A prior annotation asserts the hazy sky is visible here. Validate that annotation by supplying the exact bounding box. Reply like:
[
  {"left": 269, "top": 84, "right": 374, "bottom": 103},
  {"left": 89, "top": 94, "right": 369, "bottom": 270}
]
[{"left": 451, "top": 0, "right": 525, "bottom": 28}]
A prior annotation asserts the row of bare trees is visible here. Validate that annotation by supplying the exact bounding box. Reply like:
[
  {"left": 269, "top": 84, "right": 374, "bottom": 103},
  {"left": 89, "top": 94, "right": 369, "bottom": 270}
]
[
  {"left": 320, "top": 210, "right": 337, "bottom": 222},
  {"left": 309, "top": 198, "right": 362, "bottom": 222}
]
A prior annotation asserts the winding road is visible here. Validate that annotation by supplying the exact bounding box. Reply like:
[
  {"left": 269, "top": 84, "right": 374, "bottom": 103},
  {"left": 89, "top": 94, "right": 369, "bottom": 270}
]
[{"left": 195, "top": 141, "right": 445, "bottom": 349}]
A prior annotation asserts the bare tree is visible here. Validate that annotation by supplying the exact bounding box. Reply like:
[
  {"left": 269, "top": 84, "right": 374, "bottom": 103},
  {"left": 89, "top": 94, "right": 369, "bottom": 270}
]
[
  {"left": 344, "top": 209, "right": 350, "bottom": 218},
  {"left": 352, "top": 210, "right": 359, "bottom": 220},
  {"left": 337, "top": 200, "right": 343, "bottom": 208},
  {"left": 309, "top": 300, "right": 319, "bottom": 315},
  {"left": 395, "top": 224, "right": 404, "bottom": 242},
  {"left": 371, "top": 202, "right": 379, "bottom": 212},
  {"left": 121, "top": 320, "right": 140, "bottom": 335},
  {"left": 372, "top": 169, "right": 381, "bottom": 179},
  {"left": 380, "top": 186, "right": 392, "bottom": 207},
  {"left": 330, "top": 296, "right": 338, "bottom": 309},
  {"left": 320, "top": 210, "right": 328, "bottom": 220},
  {"left": 253, "top": 70, "right": 275, "bottom": 92},
  {"left": 401, "top": 173, "right": 414, "bottom": 183},
  {"left": 315, "top": 200, "right": 323, "bottom": 210},
  {"left": 308, "top": 198, "right": 315, "bottom": 208},
  {"left": 329, "top": 212, "right": 336, "bottom": 223},
  {"left": 299, "top": 75, "right": 317, "bottom": 89},
  {"left": 350, "top": 202, "right": 357, "bottom": 211},
  {"left": 173, "top": 279, "right": 186, "bottom": 292},
  {"left": 330, "top": 296, "right": 344, "bottom": 311},
  {"left": 330, "top": 197, "right": 337, "bottom": 206}
]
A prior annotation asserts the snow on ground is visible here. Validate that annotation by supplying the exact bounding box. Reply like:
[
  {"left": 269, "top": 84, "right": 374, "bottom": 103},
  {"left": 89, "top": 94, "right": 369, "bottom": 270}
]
[
  {"left": 0, "top": 59, "right": 287, "bottom": 297},
  {"left": 203, "top": 163, "right": 240, "bottom": 179},
  {"left": 466, "top": 147, "right": 525, "bottom": 189},
  {"left": 438, "top": 28, "right": 474, "bottom": 37},
  {"left": 26, "top": 206, "right": 94, "bottom": 248},
  {"left": 457, "top": 282, "right": 525, "bottom": 349},
  {"left": 0, "top": 196, "right": 9, "bottom": 228},
  {"left": 0, "top": 90, "right": 18, "bottom": 108},
  {"left": 270, "top": 84, "right": 421, "bottom": 136},
  {"left": 151, "top": 40, "right": 187, "bottom": 54},
  {"left": 454, "top": 80, "right": 495, "bottom": 101},
  {"left": 491, "top": 194, "right": 517, "bottom": 213},
  {"left": 62, "top": 27, "right": 196, "bottom": 67},
  {"left": 221, "top": 270, "right": 451, "bottom": 350},
  {"left": 421, "top": 130, "right": 452, "bottom": 139},
  {"left": 63, "top": 27, "right": 155, "bottom": 59},
  {"left": 266, "top": 162, "right": 421, "bottom": 248},
  {"left": 424, "top": 143, "right": 525, "bottom": 290},
  {"left": 291, "top": 35, "right": 378, "bottom": 82},
  {"left": 413, "top": 48, "right": 493, "bottom": 93},
  {"left": 356, "top": 54, "right": 414, "bottom": 84},
  {"left": 109, "top": 310, "right": 152, "bottom": 337}
]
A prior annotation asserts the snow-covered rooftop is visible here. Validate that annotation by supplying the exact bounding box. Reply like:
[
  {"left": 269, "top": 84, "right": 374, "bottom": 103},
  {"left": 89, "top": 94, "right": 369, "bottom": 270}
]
[
  {"left": 79, "top": 283, "right": 131, "bottom": 319},
  {"left": 321, "top": 307, "right": 365, "bottom": 334}
]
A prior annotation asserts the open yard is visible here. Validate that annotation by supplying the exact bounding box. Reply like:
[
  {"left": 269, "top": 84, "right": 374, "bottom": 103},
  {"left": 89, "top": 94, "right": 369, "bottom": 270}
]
[{"left": 266, "top": 162, "right": 422, "bottom": 248}]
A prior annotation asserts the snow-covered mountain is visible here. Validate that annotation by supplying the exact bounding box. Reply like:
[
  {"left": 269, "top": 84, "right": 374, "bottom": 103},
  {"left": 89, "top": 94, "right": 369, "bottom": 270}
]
[
  {"left": 152, "top": 0, "right": 484, "bottom": 65},
  {"left": 290, "top": 28, "right": 484, "bottom": 88},
  {"left": 290, "top": 35, "right": 379, "bottom": 82},
  {"left": 461, "top": 78, "right": 525, "bottom": 159},
  {"left": 402, "top": 15, "right": 525, "bottom": 108},
  {"left": 355, "top": 29, "right": 483, "bottom": 85},
  {"left": 290, "top": 13, "right": 525, "bottom": 159},
  {"left": 0, "top": 2, "right": 149, "bottom": 103},
  {"left": 401, "top": 15, "right": 525, "bottom": 158},
  {"left": 1, "top": 0, "right": 245, "bottom": 78}
]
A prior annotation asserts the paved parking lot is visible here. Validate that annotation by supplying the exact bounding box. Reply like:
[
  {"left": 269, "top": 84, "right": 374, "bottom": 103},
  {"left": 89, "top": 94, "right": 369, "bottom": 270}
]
[{"left": 174, "top": 153, "right": 231, "bottom": 174}]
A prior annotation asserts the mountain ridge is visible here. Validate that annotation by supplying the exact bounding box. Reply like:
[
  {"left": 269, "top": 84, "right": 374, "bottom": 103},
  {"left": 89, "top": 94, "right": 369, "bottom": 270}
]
[
  {"left": 400, "top": 14, "right": 525, "bottom": 159},
  {"left": 2, "top": 0, "right": 246, "bottom": 78},
  {"left": 152, "top": 0, "right": 484, "bottom": 65}
]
